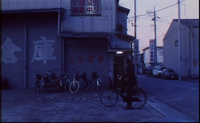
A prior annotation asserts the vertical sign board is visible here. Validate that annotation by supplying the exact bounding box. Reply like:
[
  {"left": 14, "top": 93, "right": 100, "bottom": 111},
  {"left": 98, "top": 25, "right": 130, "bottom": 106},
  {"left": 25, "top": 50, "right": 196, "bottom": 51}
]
[
  {"left": 149, "top": 39, "right": 154, "bottom": 64},
  {"left": 133, "top": 39, "right": 139, "bottom": 64}
]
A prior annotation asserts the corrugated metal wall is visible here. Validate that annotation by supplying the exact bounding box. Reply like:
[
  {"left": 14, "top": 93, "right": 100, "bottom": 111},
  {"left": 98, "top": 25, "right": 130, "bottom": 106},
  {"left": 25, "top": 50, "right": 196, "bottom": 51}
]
[
  {"left": 1, "top": 0, "right": 68, "bottom": 10},
  {"left": 1, "top": 13, "right": 62, "bottom": 89},
  {"left": 64, "top": 38, "right": 109, "bottom": 88}
]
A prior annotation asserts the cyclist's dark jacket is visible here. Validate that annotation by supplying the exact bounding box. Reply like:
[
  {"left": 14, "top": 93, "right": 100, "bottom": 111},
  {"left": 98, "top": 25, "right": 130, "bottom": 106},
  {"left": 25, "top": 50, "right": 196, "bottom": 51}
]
[{"left": 126, "top": 64, "right": 136, "bottom": 87}]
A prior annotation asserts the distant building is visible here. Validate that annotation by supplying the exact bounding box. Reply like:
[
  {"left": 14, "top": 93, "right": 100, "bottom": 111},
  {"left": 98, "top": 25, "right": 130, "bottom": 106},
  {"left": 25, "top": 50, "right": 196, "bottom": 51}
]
[
  {"left": 142, "top": 46, "right": 163, "bottom": 68},
  {"left": 163, "top": 19, "right": 199, "bottom": 79}
]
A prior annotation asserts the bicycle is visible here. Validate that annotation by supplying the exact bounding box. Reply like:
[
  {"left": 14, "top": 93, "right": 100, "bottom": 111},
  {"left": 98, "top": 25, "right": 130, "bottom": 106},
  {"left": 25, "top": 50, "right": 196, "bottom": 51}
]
[
  {"left": 78, "top": 71, "right": 92, "bottom": 92},
  {"left": 33, "top": 71, "right": 43, "bottom": 92},
  {"left": 50, "top": 68, "right": 60, "bottom": 93},
  {"left": 42, "top": 70, "right": 55, "bottom": 93},
  {"left": 90, "top": 69, "right": 102, "bottom": 92},
  {"left": 62, "top": 68, "right": 80, "bottom": 93},
  {"left": 100, "top": 75, "right": 146, "bottom": 109},
  {"left": 56, "top": 73, "right": 67, "bottom": 92}
]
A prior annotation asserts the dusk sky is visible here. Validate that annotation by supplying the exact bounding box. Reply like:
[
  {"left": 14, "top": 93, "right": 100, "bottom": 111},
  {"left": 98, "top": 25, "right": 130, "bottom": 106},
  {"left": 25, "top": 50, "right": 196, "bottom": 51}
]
[{"left": 119, "top": 0, "right": 199, "bottom": 52}]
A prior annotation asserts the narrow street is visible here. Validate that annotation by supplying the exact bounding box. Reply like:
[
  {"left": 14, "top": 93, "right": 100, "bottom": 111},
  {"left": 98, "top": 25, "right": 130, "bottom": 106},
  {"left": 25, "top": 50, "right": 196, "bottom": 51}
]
[{"left": 137, "top": 75, "right": 199, "bottom": 122}]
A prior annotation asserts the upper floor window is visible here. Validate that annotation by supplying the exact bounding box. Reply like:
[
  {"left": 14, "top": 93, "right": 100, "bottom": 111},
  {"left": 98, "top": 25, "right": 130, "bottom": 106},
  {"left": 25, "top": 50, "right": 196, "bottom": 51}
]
[
  {"left": 117, "top": 24, "right": 123, "bottom": 32},
  {"left": 71, "top": 0, "right": 101, "bottom": 16},
  {"left": 158, "top": 50, "right": 163, "bottom": 56}
]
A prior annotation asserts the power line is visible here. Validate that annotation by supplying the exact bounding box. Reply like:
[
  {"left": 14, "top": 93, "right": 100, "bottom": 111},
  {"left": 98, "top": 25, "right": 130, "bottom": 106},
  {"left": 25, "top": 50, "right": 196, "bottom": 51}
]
[{"left": 128, "top": 0, "right": 185, "bottom": 20}]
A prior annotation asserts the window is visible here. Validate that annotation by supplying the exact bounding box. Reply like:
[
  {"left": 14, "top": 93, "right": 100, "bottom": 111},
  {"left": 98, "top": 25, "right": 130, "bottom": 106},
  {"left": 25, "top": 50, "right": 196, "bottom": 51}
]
[
  {"left": 175, "top": 40, "right": 178, "bottom": 47},
  {"left": 117, "top": 24, "right": 123, "bottom": 32},
  {"left": 158, "top": 50, "right": 163, "bottom": 56},
  {"left": 71, "top": 0, "right": 101, "bottom": 15}
]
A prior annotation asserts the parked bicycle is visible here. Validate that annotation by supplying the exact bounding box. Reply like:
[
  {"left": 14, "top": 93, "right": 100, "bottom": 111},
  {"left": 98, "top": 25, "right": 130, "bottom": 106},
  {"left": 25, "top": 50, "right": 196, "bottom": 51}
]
[
  {"left": 74, "top": 69, "right": 92, "bottom": 93},
  {"left": 62, "top": 68, "right": 80, "bottom": 93},
  {"left": 42, "top": 70, "right": 55, "bottom": 93},
  {"left": 49, "top": 68, "right": 60, "bottom": 93},
  {"left": 57, "top": 72, "right": 68, "bottom": 92},
  {"left": 100, "top": 75, "right": 146, "bottom": 109},
  {"left": 90, "top": 69, "right": 102, "bottom": 92},
  {"left": 33, "top": 71, "right": 43, "bottom": 92},
  {"left": 78, "top": 69, "right": 102, "bottom": 92}
]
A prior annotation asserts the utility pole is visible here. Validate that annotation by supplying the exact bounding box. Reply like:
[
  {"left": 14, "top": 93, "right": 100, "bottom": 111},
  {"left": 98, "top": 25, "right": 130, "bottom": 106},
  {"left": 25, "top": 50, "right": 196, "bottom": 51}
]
[
  {"left": 153, "top": 6, "right": 157, "bottom": 66},
  {"left": 134, "top": 0, "right": 137, "bottom": 38},
  {"left": 133, "top": 0, "right": 138, "bottom": 75},
  {"left": 178, "top": 0, "right": 181, "bottom": 80}
]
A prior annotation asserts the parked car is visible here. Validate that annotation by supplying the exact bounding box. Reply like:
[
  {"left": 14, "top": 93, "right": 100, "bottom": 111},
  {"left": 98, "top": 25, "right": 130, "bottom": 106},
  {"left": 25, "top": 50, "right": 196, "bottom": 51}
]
[
  {"left": 145, "top": 66, "right": 154, "bottom": 77},
  {"left": 157, "top": 66, "right": 167, "bottom": 78},
  {"left": 152, "top": 66, "right": 166, "bottom": 77},
  {"left": 161, "top": 68, "right": 178, "bottom": 80}
]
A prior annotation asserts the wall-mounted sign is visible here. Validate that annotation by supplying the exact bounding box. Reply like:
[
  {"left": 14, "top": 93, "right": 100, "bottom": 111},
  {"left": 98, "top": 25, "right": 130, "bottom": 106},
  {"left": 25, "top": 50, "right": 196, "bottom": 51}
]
[
  {"left": 71, "top": 0, "right": 101, "bottom": 15},
  {"left": 149, "top": 39, "right": 154, "bottom": 63},
  {"left": 133, "top": 39, "right": 139, "bottom": 63},
  {"left": 31, "top": 36, "right": 56, "bottom": 64},
  {"left": 1, "top": 37, "right": 22, "bottom": 64}
]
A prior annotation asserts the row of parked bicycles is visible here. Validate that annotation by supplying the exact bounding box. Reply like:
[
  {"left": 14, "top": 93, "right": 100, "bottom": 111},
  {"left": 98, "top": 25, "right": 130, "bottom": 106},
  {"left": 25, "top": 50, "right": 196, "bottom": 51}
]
[{"left": 34, "top": 68, "right": 102, "bottom": 93}]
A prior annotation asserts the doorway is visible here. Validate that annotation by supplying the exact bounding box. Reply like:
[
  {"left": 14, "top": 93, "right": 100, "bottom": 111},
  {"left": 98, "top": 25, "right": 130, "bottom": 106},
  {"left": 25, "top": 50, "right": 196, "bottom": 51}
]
[{"left": 113, "top": 56, "right": 125, "bottom": 83}]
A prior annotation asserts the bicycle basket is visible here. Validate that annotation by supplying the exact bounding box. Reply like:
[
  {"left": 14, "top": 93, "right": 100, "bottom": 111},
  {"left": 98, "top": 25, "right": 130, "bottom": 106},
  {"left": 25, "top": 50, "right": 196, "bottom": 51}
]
[{"left": 92, "top": 72, "right": 97, "bottom": 79}]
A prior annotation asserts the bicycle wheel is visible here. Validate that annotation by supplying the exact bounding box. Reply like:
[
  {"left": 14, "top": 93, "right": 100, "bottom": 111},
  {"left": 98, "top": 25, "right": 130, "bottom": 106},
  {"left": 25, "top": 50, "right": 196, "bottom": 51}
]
[
  {"left": 82, "top": 80, "right": 92, "bottom": 90},
  {"left": 35, "top": 81, "right": 40, "bottom": 92},
  {"left": 69, "top": 81, "right": 80, "bottom": 93},
  {"left": 131, "top": 89, "right": 146, "bottom": 109},
  {"left": 52, "top": 84, "right": 59, "bottom": 93},
  {"left": 92, "top": 79, "right": 102, "bottom": 90},
  {"left": 42, "top": 83, "right": 47, "bottom": 92},
  {"left": 97, "top": 79, "right": 102, "bottom": 90},
  {"left": 100, "top": 88, "right": 118, "bottom": 107}
]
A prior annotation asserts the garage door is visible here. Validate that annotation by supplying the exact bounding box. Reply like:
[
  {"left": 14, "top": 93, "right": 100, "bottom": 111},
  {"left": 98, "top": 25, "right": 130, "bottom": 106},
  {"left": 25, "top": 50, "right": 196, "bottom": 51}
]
[{"left": 65, "top": 38, "right": 109, "bottom": 84}]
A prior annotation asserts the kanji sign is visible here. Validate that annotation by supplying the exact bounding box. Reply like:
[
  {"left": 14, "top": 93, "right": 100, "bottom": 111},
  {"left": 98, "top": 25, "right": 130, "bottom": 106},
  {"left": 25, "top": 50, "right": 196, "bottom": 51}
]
[
  {"left": 68, "top": 55, "right": 104, "bottom": 63},
  {"left": 71, "top": 0, "right": 101, "bottom": 15},
  {"left": 31, "top": 36, "right": 56, "bottom": 64},
  {"left": 1, "top": 37, "right": 22, "bottom": 64}
]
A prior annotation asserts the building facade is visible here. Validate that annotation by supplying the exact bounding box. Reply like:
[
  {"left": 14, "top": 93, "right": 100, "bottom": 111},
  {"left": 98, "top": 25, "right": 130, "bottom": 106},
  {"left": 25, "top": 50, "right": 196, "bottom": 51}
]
[
  {"left": 1, "top": 0, "right": 134, "bottom": 89},
  {"left": 163, "top": 19, "right": 199, "bottom": 79},
  {"left": 142, "top": 46, "right": 163, "bottom": 68}
]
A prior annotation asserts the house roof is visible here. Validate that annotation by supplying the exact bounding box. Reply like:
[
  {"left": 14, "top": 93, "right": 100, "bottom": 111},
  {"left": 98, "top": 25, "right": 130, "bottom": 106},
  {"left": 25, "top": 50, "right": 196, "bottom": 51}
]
[
  {"left": 118, "top": 6, "right": 130, "bottom": 14},
  {"left": 174, "top": 19, "right": 199, "bottom": 27},
  {"left": 163, "top": 19, "right": 199, "bottom": 40}
]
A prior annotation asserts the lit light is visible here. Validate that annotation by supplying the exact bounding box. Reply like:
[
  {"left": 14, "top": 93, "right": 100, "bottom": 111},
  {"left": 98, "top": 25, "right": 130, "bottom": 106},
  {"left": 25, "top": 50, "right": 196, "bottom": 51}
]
[{"left": 116, "top": 51, "right": 123, "bottom": 54}]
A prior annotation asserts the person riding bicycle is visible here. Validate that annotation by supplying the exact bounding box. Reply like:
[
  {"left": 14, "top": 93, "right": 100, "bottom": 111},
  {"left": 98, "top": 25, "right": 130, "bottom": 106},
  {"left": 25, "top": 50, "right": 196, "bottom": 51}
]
[{"left": 124, "top": 58, "right": 137, "bottom": 109}]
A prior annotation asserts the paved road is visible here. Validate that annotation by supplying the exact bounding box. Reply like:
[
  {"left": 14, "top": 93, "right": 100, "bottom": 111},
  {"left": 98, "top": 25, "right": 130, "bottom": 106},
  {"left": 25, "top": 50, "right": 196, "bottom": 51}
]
[
  {"left": 1, "top": 89, "right": 164, "bottom": 122},
  {"left": 137, "top": 75, "right": 198, "bottom": 122},
  {"left": 2, "top": 76, "right": 198, "bottom": 122}
]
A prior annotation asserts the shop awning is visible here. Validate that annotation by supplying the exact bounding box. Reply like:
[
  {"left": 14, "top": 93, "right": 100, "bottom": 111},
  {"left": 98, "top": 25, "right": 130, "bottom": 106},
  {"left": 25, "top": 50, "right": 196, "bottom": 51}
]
[
  {"left": 113, "top": 30, "right": 135, "bottom": 41},
  {"left": 1, "top": 8, "right": 65, "bottom": 14},
  {"left": 108, "top": 48, "right": 133, "bottom": 53},
  {"left": 59, "top": 32, "right": 111, "bottom": 38}
]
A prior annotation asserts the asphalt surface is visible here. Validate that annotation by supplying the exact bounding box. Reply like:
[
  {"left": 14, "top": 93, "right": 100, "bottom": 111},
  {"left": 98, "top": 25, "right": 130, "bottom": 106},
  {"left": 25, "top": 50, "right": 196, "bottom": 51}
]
[
  {"left": 1, "top": 77, "right": 198, "bottom": 122},
  {"left": 1, "top": 88, "right": 165, "bottom": 122}
]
